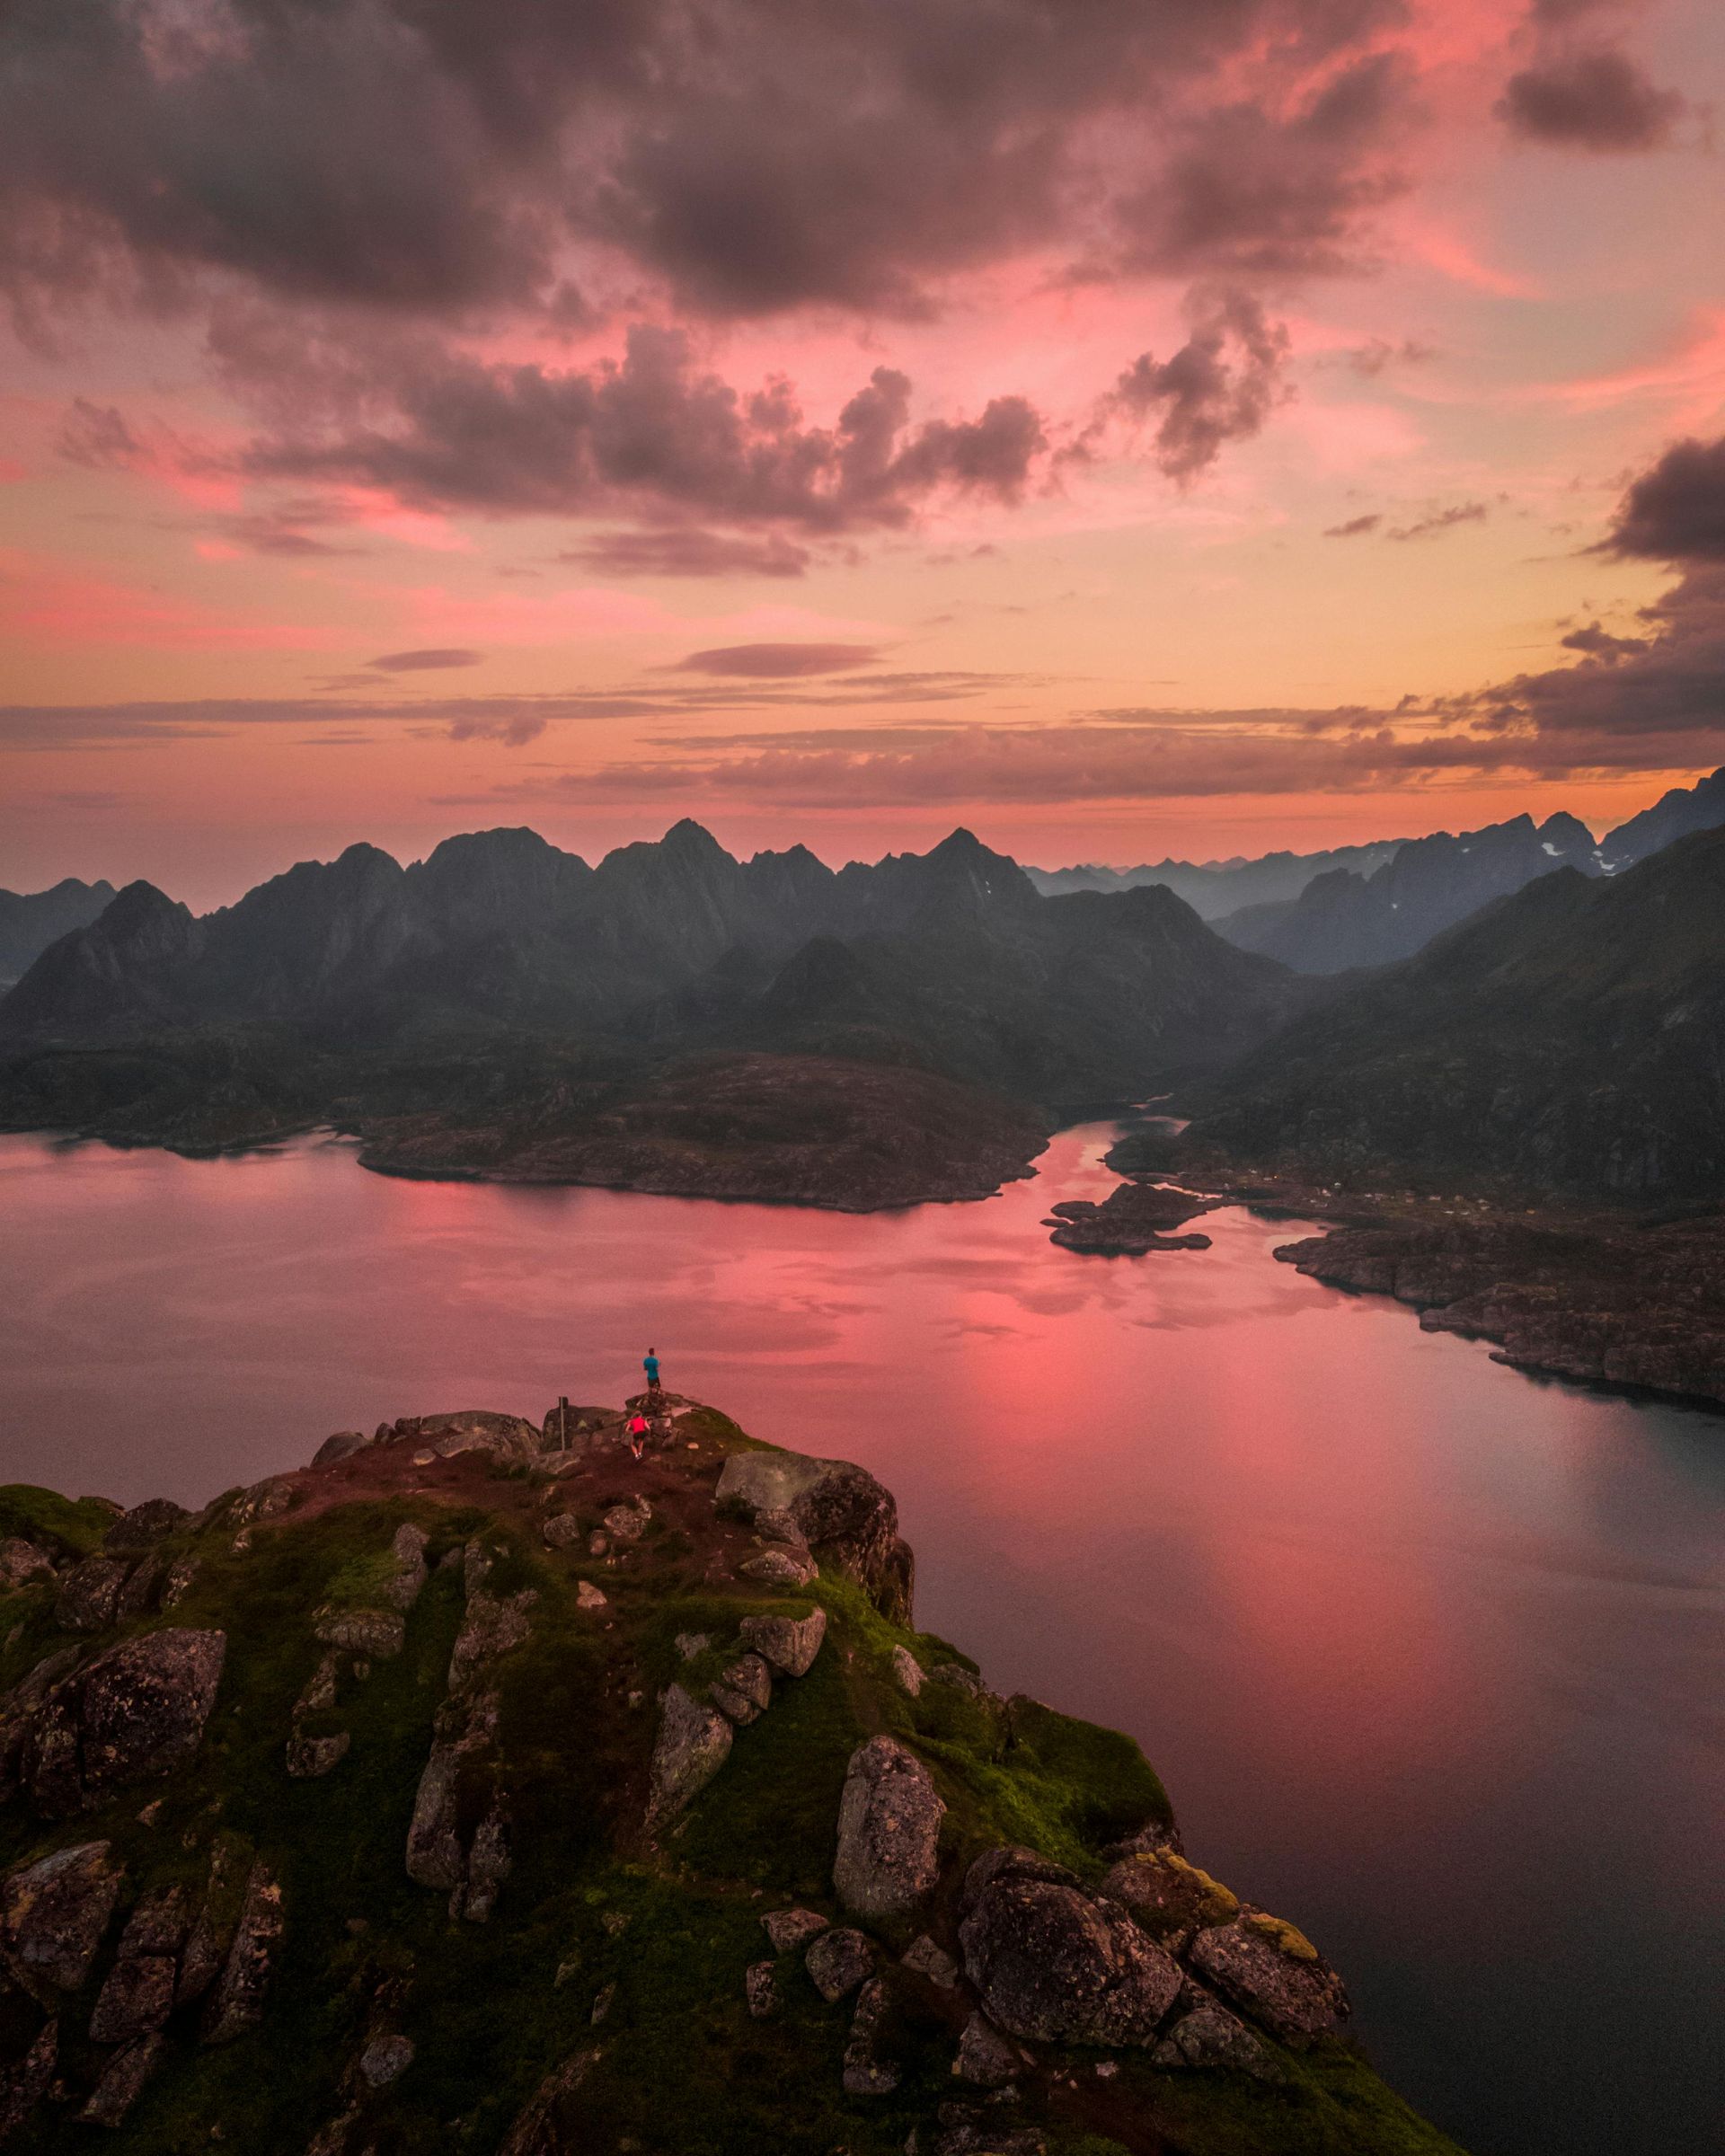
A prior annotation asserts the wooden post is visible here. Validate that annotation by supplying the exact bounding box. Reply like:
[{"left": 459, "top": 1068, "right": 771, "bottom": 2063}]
[{"left": 559, "top": 1396, "right": 570, "bottom": 1451}]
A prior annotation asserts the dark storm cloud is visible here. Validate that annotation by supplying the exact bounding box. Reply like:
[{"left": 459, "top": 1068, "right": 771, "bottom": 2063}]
[
  {"left": 1604, "top": 437, "right": 1725, "bottom": 563},
  {"left": 1100, "top": 290, "right": 1291, "bottom": 482},
  {"left": 0, "top": 0, "right": 1418, "bottom": 330},
  {"left": 1497, "top": 47, "right": 1685, "bottom": 152},
  {"left": 1112, "top": 53, "right": 1411, "bottom": 281},
  {"left": 246, "top": 326, "right": 1047, "bottom": 530},
  {"left": 1323, "top": 513, "right": 1382, "bottom": 537},
  {"left": 1438, "top": 437, "right": 1725, "bottom": 754}
]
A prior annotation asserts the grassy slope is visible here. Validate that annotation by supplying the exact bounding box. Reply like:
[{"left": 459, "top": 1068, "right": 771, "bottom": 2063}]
[{"left": 0, "top": 1418, "right": 1464, "bottom": 2156}]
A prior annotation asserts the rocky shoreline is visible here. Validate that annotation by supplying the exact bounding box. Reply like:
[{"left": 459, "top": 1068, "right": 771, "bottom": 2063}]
[
  {"left": 1272, "top": 1214, "right": 1725, "bottom": 1410},
  {"left": 0, "top": 1397, "right": 1461, "bottom": 2153}
]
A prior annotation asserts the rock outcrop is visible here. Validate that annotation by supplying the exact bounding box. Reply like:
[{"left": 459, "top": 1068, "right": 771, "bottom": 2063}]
[
  {"left": 958, "top": 1847, "right": 1182, "bottom": 2046},
  {"left": 11, "top": 1629, "right": 226, "bottom": 1816},
  {"left": 1188, "top": 1912, "right": 1349, "bottom": 2046},
  {"left": 833, "top": 1736, "right": 945, "bottom": 1920},
  {"left": 0, "top": 1841, "right": 122, "bottom": 2001},
  {"left": 715, "top": 1452, "right": 914, "bottom": 1621},
  {"left": 0, "top": 1391, "right": 1435, "bottom": 2152},
  {"left": 645, "top": 1684, "right": 732, "bottom": 1822}
]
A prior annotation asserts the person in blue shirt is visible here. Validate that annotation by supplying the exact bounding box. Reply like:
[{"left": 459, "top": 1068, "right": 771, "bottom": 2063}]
[{"left": 643, "top": 1348, "right": 661, "bottom": 1393}]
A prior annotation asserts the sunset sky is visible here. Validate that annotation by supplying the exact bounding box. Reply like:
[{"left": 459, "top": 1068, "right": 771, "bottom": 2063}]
[{"left": 3, "top": 0, "right": 1723, "bottom": 906}]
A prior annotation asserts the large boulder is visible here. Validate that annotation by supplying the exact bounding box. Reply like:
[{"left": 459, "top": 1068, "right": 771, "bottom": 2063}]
[
  {"left": 394, "top": 1410, "right": 543, "bottom": 1462},
  {"left": 833, "top": 1737, "right": 944, "bottom": 1920},
  {"left": 959, "top": 1848, "right": 1182, "bottom": 2046},
  {"left": 0, "top": 1842, "right": 122, "bottom": 2001},
  {"left": 102, "top": 1499, "right": 190, "bottom": 1554},
  {"left": 19, "top": 1630, "right": 226, "bottom": 1817},
  {"left": 53, "top": 1554, "right": 130, "bottom": 1633},
  {"left": 1188, "top": 1912, "right": 1349, "bottom": 2047},
  {"left": 739, "top": 1609, "right": 826, "bottom": 1678},
  {"left": 0, "top": 1539, "right": 55, "bottom": 1590},
  {"left": 715, "top": 1450, "right": 915, "bottom": 1621},
  {"left": 1101, "top": 1849, "right": 1238, "bottom": 1952},
  {"left": 646, "top": 1685, "right": 732, "bottom": 1822}
]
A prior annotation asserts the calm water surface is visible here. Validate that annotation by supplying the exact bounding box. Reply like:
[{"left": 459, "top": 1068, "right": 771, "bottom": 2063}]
[{"left": 2, "top": 1126, "right": 1721, "bottom": 2155}]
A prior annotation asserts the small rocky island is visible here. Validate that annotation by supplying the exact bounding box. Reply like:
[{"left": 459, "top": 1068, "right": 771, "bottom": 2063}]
[
  {"left": 0, "top": 1399, "right": 1462, "bottom": 2153},
  {"left": 1045, "top": 1182, "right": 1225, "bottom": 1255}
]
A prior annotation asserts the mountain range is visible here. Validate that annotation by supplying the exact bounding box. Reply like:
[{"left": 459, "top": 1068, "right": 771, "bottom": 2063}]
[
  {"left": 4, "top": 764, "right": 1723, "bottom": 1205},
  {"left": 0, "top": 878, "right": 114, "bottom": 986},
  {"left": 1194, "top": 823, "right": 1725, "bottom": 1199},
  {"left": 1031, "top": 765, "right": 1725, "bottom": 973},
  {"left": 0, "top": 825, "right": 1301, "bottom": 1197}
]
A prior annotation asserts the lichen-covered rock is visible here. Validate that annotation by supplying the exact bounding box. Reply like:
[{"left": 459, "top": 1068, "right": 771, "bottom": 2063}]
[
  {"left": 0, "top": 1539, "right": 55, "bottom": 1589},
  {"left": 646, "top": 1684, "right": 732, "bottom": 1822},
  {"left": 738, "top": 1608, "right": 826, "bottom": 1678},
  {"left": 602, "top": 1499, "right": 651, "bottom": 1543},
  {"left": 1188, "top": 1912, "right": 1349, "bottom": 2046},
  {"left": 448, "top": 1589, "right": 536, "bottom": 1694},
  {"left": 1101, "top": 1849, "right": 1238, "bottom": 1949},
  {"left": 176, "top": 1838, "right": 245, "bottom": 2007},
  {"left": 89, "top": 1885, "right": 188, "bottom": 2042},
  {"left": 102, "top": 1498, "right": 190, "bottom": 1553},
  {"left": 842, "top": 1975, "right": 900, "bottom": 2097},
  {"left": 201, "top": 1858, "right": 283, "bottom": 2043},
  {"left": 0, "top": 1842, "right": 122, "bottom": 2001},
  {"left": 959, "top": 1848, "right": 1182, "bottom": 2046},
  {"left": 1153, "top": 1995, "right": 1285, "bottom": 2079},
  {"left": 714, "top": 1451, "right": 915, "bottom": 1621},
  {"left": 313, "top": 1605, "right": 406, "bottom": 1660},
  {"left": 833, "top": 1736, "right": 944, "bottom": 1920},
  {"left": 954, "top": 2010, "right": 1021, "bottom": 2088},
  {"left": 383, "top": 1522, "right": 429, "bottom": 1611},
  {"left": 710, "top": 1652, "right": 773, "bottom": 1725},
  {"left": 542, "top": 1512, "right": 584, "bottom": 1550},
  {"left": 890, "top": 1645, "right": 924, "bottom": 1697},
  {"left": 805, "top": 1926, "right": 874, "bottom": 2002},
  {"left": 358, "top": 2032, "right": 415, "bottom": 2088},
  {"left": 464, "top": 1798, "right": 512, "bottom": 1922},
  {"left": 762, "top": 1906, "right": 828, "bottom": 1954},
  {"left": 53, "top": 1553, "right": 130, "bottom": 1632},
  {"left": 407, "top": 1688, "right": 501, "bottom": 1904},
  {"left": 79, "top": 2031, "right": 165, "bottom": 2126},
  {"left": 20, "top": 1630, "right": 226, "bottom": 1817},
  {"left": 744, "top": 1960, "right": 777, "bottom": 2018},
  {"left": 575, "top": 1580, "right": 607, "bottom": 1612},
  {"left": 739, "top": 1546, "right": 818, "bottom": 1587}
]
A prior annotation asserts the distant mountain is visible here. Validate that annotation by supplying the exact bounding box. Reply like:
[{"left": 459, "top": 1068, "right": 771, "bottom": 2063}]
[
  {"left": 0, "top": 876, "right": 117, "bottom": 984},
  {"left": 1196, "top": 824, "right": 1725, "bottom": 1198},
  {"left": 1211, "top": 811, "right": 1604, "bottom": 974},
  {"left": 1598, "top": 764, "right": 1725, "bottom": 869},
  {"left": 0, "top": 823, "right": 1305, "bottom": 1189},
  {"left": 1025, "top": 839, "right": 1405, "bottom": 918}
]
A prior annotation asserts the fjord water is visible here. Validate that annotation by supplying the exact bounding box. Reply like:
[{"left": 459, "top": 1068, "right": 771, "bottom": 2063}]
[{"left": 3, "top": 1128, "right": 1721, "bottom": 2154}]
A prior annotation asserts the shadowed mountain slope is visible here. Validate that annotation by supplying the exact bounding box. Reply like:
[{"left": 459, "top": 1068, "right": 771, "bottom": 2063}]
[{"left": 1195, "top": 825, "right": 1725, "bottom": 1198}]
